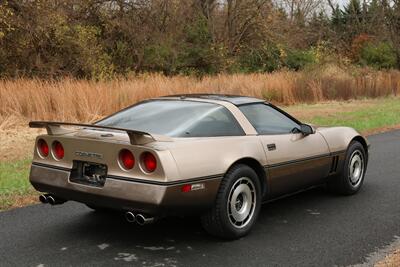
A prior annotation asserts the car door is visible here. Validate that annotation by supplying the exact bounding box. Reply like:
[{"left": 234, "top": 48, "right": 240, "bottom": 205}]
[{"left": 239, "top": 103, "right": 331, "bottom": 198}]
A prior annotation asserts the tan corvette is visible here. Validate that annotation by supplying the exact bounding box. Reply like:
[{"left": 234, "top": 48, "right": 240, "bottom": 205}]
[{"left": 29, "top": 94, "right": 370, "bottom": 239}]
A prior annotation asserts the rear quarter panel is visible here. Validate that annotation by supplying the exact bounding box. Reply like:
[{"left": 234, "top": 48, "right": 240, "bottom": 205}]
[{"left": 166, "top": 136, "right": 267, "bottom": 180}]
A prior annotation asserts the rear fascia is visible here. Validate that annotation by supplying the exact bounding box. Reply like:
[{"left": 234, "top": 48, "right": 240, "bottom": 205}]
[
  {"left": 31, "top": 134, "right": 178, "bottom": 183},
  {"left": 30, "top": 134, "right": 223, "bottom": 215}
]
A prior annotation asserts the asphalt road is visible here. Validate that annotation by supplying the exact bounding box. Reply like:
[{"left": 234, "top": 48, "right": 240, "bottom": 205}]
[{"left": 1, "top": 130, "right": 400, "bottom": 267}]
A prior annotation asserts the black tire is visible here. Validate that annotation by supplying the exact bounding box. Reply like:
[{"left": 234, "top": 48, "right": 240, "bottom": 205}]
[
  {"left": 327, "top": 141, "right": 367, "bottom": 195},
  {"left": 201, "top": 164, "right": 262, "bottom": 239}
]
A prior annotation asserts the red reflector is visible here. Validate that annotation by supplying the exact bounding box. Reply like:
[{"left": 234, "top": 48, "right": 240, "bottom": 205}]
[
  {"left": 119, "top": 149, "right": 135, "bottom": 170},
  {"left": 53, "top": 141, "right": 64, "bottom": 159},
  {"left": 38, "top": 139, "right": 49, "bottom": 157},
  {"left": 181, "top": 184, "right": 191, "bottom": 193},
  {"left": 181, "top": 183, "right": 205, "bottom": 192},
  {"left": 142, "top": 152, "right": 157, "bottom": 172}
]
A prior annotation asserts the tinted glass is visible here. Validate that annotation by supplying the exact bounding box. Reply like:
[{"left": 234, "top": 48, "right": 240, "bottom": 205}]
[
  {"left": 239, "top": 104, "right": 299, "bottom": 134},
  {"left": 97, "top": 100, "right": 244, "bottom": 137}
]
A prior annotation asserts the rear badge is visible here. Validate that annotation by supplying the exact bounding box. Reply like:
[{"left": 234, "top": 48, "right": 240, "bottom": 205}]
[{"left": 75, "top": 151, "right": 103, "bottom": 160}]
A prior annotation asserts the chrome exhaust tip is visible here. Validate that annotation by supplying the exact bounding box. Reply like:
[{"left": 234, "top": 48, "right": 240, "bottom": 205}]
[
  {"left": 136, "top": 214, "right": 154, "bottom": 226},
  {"left": 47, "top": 195, "right": 56, "bottom": 205},
  {"left": 46, "top": 195, "right": 66, "bottom": 205},
  {"left": 125, "top": 212, "right": 136, "bottom": 223},
  {"left": 39, "top": 194, "right": 48, "bottom": 204}
]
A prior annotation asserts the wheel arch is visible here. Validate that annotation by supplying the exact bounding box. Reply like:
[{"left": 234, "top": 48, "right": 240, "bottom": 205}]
[
  {"left": 350, "top": 135, "right": 369, "bottom": 162},
  {"left": 225, "top": 157, "right": 268, "bottom": 198},
  {"left": 318, "top": 127, "right": 370, "bottom": 156}
]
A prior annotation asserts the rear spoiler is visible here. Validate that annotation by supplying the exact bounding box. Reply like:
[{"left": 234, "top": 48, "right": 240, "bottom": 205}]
[{"left": 29, "top": 121, "right": 172, "bottom": 145}]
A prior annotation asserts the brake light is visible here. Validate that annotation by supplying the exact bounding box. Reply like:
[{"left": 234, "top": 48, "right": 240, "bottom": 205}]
[
  {"left": 52, "top": 141, "right": 64, "bottom": 159},
  {"left": 37, "top": 139, "right": 49, "bottom": 157},
  {"left": 141, "top": 152, "right": 157, "bottom": 172},
  {"left": 119, "top": 149, "right": 135, "bottom": 170}
]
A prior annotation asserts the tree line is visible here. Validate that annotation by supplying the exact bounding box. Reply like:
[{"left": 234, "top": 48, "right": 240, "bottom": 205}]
[{"left": 0, "top": 0, "right": 399, "bottom": 79}]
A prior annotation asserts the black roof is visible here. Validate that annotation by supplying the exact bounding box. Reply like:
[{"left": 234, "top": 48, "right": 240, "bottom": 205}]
[{"left": 163, "top": 94, "right": 265, "bottom": 106}]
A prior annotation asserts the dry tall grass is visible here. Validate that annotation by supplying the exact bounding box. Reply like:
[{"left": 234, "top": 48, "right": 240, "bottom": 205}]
[{"left": 0, "top": 65, "right": 399, "bottom": 127}]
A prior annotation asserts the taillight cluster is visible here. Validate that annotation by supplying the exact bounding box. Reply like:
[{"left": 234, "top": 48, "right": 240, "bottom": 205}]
[
  {"left": 37, "top": 139, "right": 49, "bottom": 157},
  {"left": 119, "top": 149, "right": 135, "bottom": 170},
  {"left": 118, "top": 149, "right": 157, "bottom": 173},
  {"left": 141, "top": 152, "right": 157, "bottom": 172},
  {"left": 37, "top": 139, "right": 157, "bottom": 173},
  {"left": 37, "top": 139, "right": 64, "bottom": 160},
  {"left": 53, "top": 141, "right": 64, "bottom": 160}
]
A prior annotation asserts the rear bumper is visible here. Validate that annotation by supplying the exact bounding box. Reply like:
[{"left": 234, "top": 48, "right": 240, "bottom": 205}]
[{"left": 29, "top": 163, "right": 222, "bottom": 215}]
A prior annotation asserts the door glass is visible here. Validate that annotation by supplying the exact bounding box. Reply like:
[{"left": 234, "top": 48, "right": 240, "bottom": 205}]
[{"left": 239, "top": 104, "right": 299, "bottom": 134}]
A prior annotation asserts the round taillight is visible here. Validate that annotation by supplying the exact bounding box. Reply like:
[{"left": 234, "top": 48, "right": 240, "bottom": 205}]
[
  {"left": 52, "top": 141, "right": 64, "bottom": 160},
  {"left": 119, "top": 149, "right": 135, "bottom": 170},
  {"left": 141, "top": 152, "right": 157, "bottom": 173},
  {"left": 37, "top": 139, "right": 49, "bottom": 157}
]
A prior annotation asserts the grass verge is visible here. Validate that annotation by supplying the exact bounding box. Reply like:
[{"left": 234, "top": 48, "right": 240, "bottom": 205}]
[
  {"left": 0, "top": 97, "right": 399, "bottom": 211},
  {"left": 0, "top": 159, "right": 38, "bottom": 210},
  {"left": 287, "top": 97, "right": 400, "bottom": 134}
]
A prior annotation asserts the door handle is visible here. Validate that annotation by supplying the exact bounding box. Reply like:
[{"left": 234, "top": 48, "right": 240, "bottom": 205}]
[{"left": 267, "top": 143, "right": 276, "bottom": 151}]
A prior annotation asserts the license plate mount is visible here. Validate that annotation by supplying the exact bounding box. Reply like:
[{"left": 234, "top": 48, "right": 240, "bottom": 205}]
[{"left": 70, "top": 161, "right": 107, "bottom": 187}]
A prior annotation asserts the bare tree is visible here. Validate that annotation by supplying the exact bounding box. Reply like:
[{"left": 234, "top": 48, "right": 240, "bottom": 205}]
[
  {"left": 279, "top": 0, "right": 324, "bottom": 21},
  {"left": 223, "top": 0, "right": 272, "bottom": 53}
]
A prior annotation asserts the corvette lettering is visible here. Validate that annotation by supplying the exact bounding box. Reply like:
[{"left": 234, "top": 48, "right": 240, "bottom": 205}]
[{"left": 75, "top": 151, "right": 103, "bottom": 159}]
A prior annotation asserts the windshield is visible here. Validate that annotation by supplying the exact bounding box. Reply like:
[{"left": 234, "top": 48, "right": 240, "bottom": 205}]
[{"left": 97, "top": 100, "right": 244, "bottom": 137}]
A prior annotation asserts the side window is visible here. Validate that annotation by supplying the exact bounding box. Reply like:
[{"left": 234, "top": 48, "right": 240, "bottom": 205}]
[{"left": 239, "top": 104, "right": 300, "bottom": 134}]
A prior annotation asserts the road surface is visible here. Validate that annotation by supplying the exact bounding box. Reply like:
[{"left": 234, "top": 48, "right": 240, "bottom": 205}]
[{"left": 1, "top": 130, "right": 400, "bottom": 267}]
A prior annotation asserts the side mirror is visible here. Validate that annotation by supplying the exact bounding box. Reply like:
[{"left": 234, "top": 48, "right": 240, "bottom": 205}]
[{"left": 300, "top": 124, "right": 315, "bottom": 135}]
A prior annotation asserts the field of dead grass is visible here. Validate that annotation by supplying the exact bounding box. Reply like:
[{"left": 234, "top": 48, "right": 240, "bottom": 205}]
[
  {"left": 0, "top": 66, "right": 399, "bottom": 126},
  {"left": 376, "top": 249, "right": 400, "bottom": 267}
]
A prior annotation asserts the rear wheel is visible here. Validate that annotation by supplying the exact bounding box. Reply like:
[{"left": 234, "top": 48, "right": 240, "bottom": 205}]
[
  {"left": 201, "top": 164, "right": 261, "bottom": 239},
  {"left": 327, "top": 141, "right": 367, "bottom": 195}
]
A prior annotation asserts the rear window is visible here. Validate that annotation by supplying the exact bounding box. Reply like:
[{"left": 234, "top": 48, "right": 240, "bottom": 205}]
[{"left": 97, "top": 100, "right": 245, "bottom": 137}]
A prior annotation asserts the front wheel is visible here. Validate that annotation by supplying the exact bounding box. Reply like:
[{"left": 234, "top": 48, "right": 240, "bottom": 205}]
[
  {"left": 327, "top": 141, "right": 367, "bottom": 195},
  {"left": 201, "top": 164, "right": 261, "bottom": 239}
]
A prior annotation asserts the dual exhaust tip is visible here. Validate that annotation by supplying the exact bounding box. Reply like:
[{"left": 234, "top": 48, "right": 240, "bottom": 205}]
[
  {"left": 125, "top": 211, "right": 154, "bottom": 225},
  {"left": 39, "top": 194, "right": 153, "bottom": 225},
  {"left": 39, "top": 194, "right": 65, "bottom": 205}
]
